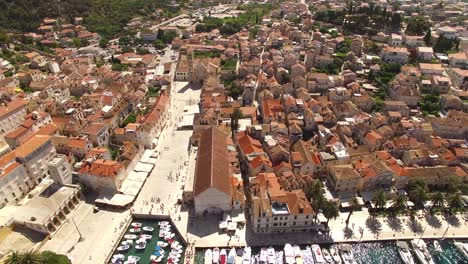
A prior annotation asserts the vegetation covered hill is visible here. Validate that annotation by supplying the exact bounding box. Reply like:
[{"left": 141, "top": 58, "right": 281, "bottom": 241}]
[{"left": 0, "top": 0, "right": 177, "bottom": 37}]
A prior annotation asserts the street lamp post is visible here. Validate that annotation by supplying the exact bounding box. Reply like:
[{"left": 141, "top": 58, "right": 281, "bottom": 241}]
[{"left": 70, "top": 217, "right": 84, "bottom": 242}]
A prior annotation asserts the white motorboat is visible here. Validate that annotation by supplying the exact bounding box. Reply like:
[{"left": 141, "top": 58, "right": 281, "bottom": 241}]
[
  {"left": 125, "top": 255, "right": 140, "bottom": 264},
  {"left": 124, "top": 234, "right": 138, "bottom": 240},
  {"left": 220, "top": 249, "right": 227, "bottom": 264},
  {"left": 131, "top": 222, "right": 142, "bottom": 228},
  {"left": 235, "top": 248, "right": 243, "bottom": 264},
  {"left": 411, "top": 239, "right": 435, "bottom": 264},
  {"left": 227, "top": 248, "right": 236, "bottom": 264},
  {"left": 293, "top": 245, "right": 303, "bottom": 264},
  {"left": 150, "top": 255, "right": 164, "bottom": 263},
  {"left": 205, "top": 249, "right": 213, "bottom": 264},
  {"left": 311, "top": 244, "right": 325, "bottom": 263},
  {"left": 129, "top": 227, "right": 141, "bottom": 233},
  {"left": 111, "top": 254, "right": 125, "bottom": 264},
  {"left": 339, "top": 244, "right": 357, "bottom": 264},
  {"left": 259, "top": 248, "right": 268, "bottom": 264},
  {"left": 135, "top": 239, "right": 146, "bottom": 250},
  {"left": 213, "top": 248, "right": 221, "bottom": 264},
  {"left": 140, "top": 234, "right": 152, "bottom": 240},
  {"left": 159, "top": 221, "right": 170, "bottom": 226},
  {"left": 165, "top": 233, "right": 175, "bottom": 240},
  {"left": 267, "top": 247, "right": 276, "bottom": 264},
  {"left": 276, "top": 251, "right": 284, "bottom": 264},
  {"left": 396, "top": 241, "right": 415, "bottom": 264},
  {"left": 284, "top": 244, "right": 295, "bottom": 264},
  {"left": 121, "top": 240, "right": 134, "bottom": 246},
  {"left": 433, "top": 241, "right": 442, "bottom": 253},
  {"left": 454, "top": 241, "right": 468, "bottom": 260},
  {"left": 117, "top": 245, "right": 130, "bottom": 251},
  {"left": 321, "top": 248, "right": 333, "bottom": 263},
  {"left": 243, "top": 247, "right": 251, "bottom": 264},
  {"left": 157, "top": 241, "right": 169, "bottom": 247},
  {"left": 143, "top": 226, "right": 154, "bottom": 232},
  {"left": 330, "top": 246, "right": 342, "bottom": 264}
]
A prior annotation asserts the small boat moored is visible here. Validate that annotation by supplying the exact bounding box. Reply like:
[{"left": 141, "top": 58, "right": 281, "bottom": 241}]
[
  {"left": 220, "top": 249, "right": 227, "bottom": 264},
  {"left": 454, "top": 241, "right": 468, "bottom": 260},
  {"left": 213, "top": 247, "right": 220, "bottom": 264},
  {"left": 396, "top": 241, "right": 415, "bottom": 264},
  {"left": 311, "top": 244, "right": 325, "bottom": 263},
  {"left": 205, "top": 249, "right": 213, "bottom": 264}
]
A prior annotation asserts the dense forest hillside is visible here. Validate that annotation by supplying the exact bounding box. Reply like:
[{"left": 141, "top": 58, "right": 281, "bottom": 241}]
[{"left": 0, "top": 0, "right": 175, "bottom": 37}]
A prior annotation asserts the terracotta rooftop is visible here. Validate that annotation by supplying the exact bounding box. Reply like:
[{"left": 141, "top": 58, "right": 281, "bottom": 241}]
[
  {"left": 0, "top": 99, "right": 27, "bottom": 119},
  {"left": 193, "top": 126, "right": 230, "bottom": 197},
  {"left": 79, "top": 159, "right": 123, "bottom": 178},
  {"left": 15, "top": 135, "right": 51, "bottom": 158}
]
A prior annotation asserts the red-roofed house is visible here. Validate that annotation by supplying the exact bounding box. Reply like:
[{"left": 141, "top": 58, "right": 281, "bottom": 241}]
[{"left": 78, "top": 159, "right": 125, "bottom": 191}]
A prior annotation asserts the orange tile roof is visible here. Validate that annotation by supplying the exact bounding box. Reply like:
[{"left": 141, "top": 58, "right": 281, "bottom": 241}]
[
  {"left": 79, "top": 159, "right": 123, "bottom": 178},
  {"left": 15, "top": 135, "right": 51, "bottom": 158},
  {"left": 0, "top": 99, "right": 27, "bottom": 119},
  {"left": 250, "top": 155, "right": 272, "bottom": 169},
  {"left": 68, "top": 137, "right": 88, "bottom": 149}
]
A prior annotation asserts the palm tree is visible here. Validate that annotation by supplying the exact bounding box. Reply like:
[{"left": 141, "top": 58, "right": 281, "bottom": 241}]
[
  {"left": 20, "top": 251, "right": 42, "bottom": 264},
  {"left": 5, "top": 251, "right": 42, "bottom": 264},
  {"left": 372, "top": 190, "right": 387, "bottom": 211},
  {"left": 408, "top": 185, "right": 428, "bottom": 208},
  {"left": 307, "top": 180, "right": 325, "bottom": 223},
  {"left": 391, "top": 195, "right": 407, "bottom": 215},
  {"left": 430, "top": 192, "right": 445, "bottom": 210},
  {"left": 345, "top": 197, "right": 361, "bottom": 226},
  {"left": 322, "top": 200, "right": 340, "bottom": 229},
  {"left": 5, "top": 251, "right": 21, "bottom": 264},
  {"left": 447, "top": 193, "right": 464, "bottom": 214}
]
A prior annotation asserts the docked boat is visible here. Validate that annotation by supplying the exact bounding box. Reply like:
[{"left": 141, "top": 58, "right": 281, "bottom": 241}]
[
  {"left": 129, "top": 227, "right": 141, "bottom": 233},
  {"left": 157, "top": 241, "right": 168, "bottom": 247},
  {"left": 411, "top": 239, "right": 435, "bottom": 264},
  {"left": 124, "top": 234, "right": 138, "bottom": 240},
  {"left": 330, "top": 246, "right": 342, "bottom": 264},
  {"left": 205, "top": 249, "right": 213, "bottom": 264},
  {"left": 284, "top": 244, "right": 295, "bottom": 264},
  {"left": 259, "top": 248, "right": 268, "bottom": 264},
  {"left": 111, "top": 254, "right": 125, "bottom": 264},
  {"left": 121, "top": 240, "right": 133, "bottom": 246},
  {"left": 396, "top": 241, "right": 415, "bottom": 264},
  {"left": 213, "top": 248, "right": 221, "bottom": 264},
  {"left": 321, "top": 248, "right": 333, "bottom": 263},
  {"left": 125, "top": 256, "right": 140, "bottom": 264},
  {"left": 221, "top": 249, "right": 227, "bottom": 264},
  {"left": 267, "top": 247, "right": 276, "bottom": 264},
  {"left": 117, "top": 245, "right": 130, "bottom": 252},
  {"left": 311, "top": 244, "right": 325, "bottom": 263},
  {"left": 242, "top": 247, "right": 251, "bottom": 264},
  {"left": 227, "top": 248, "right": 236, "bottom": 264},
  {"left": 135, "top": 239, "right": 146, "bottom": 250},
  {"left": 150, "top": 255, "right": 164, "bottom": 263},
  {"left": 159, "top": 221, "right": 170, "bottom": 226},
  {"left": 131, "top": 222, "right": 142, "bottom": 228},
  {"left": 302, "top": 247, "right": 313, "bottom": 264},
  {"left": 276, "top": 251, "right": 284, "bottom": 264},
  {"left": 293, "top": 245, "right": 303, "bottom": 264},
  {"left": 140, "top": 234, "right": 152, "bottom": 240},
  {"left": 339, "top": 244, "right": 357, "bottom": 264},
  {"left": 143, "top": 226, "right": 154, "bottom": 232},
  {"left": 235, "top": 248, "right": 243, "bottom": 264},
  {"left": 454, "top": 241, "right": 468, "bottom": 260},
  {"left": 433, "top": 241, "right": 442, "bottom": 253},
  {"left": 165, "top": 233, "right": 175, "bottom": 240}
]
